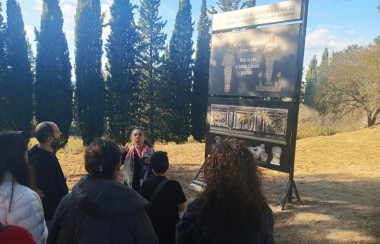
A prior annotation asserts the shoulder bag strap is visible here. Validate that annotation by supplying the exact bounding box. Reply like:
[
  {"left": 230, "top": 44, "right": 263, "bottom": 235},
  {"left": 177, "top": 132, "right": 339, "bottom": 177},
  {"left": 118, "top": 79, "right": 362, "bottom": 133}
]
[{"left": 149, "top": 178, "right": 169, "bottom": 204}]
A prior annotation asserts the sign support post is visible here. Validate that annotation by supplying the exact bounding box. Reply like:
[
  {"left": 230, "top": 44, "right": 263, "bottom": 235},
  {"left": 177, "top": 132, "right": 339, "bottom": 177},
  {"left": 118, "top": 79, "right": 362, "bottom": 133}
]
[{"left": 190, "top": 0, "right": 309, "bottom": 210}]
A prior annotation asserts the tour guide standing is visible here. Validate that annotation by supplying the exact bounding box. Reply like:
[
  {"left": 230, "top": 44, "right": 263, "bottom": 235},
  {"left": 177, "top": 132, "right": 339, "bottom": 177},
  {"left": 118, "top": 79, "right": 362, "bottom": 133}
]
[{"left": 28, "top": 122, "right": 69, "bottom": 229}]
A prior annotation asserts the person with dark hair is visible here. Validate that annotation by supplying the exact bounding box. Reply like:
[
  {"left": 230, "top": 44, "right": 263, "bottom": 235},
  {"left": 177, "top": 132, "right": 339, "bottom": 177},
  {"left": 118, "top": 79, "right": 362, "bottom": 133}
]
[
  {"left": 140, "top": 151, "right": 187, "bottom": 244},
  {"left": 122, "top": 126, "right": 155, "bottom": 192},
  {"left": 0, "top": 131, "right": 48, "bottom": 244},
  {"left": 28, "top": 122, "right": 68, "bottom": 229},
  {"left": 47, "top": 138, "right": 158, "bottom": 244},
  {"left": 176, "top": 138, "right": 275, "bottom": 244}
]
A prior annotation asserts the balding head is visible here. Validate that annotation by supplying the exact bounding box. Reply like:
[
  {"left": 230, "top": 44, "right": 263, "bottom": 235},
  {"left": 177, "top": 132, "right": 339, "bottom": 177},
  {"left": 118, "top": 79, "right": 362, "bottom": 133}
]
[{"left": 35, "top": 121, "right": 58, "bottom": 143}]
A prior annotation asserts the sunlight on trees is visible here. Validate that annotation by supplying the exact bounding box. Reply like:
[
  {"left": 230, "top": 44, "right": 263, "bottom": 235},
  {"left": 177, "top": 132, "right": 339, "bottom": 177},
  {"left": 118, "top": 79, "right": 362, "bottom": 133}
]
[{"left": 317, "top": 42, "right": 380, "bottom": 127}]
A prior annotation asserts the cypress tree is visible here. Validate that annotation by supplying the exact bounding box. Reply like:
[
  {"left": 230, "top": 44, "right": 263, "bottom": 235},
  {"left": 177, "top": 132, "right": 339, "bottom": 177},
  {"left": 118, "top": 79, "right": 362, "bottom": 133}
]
[
  {"left": 166, "top": 0, "right": 194, "bottom": 142},
  {"left": 212, "top": 0, "right": 251, "bottom": 14},
  {"left": 0, "top": 3, "right": 4, "bottom": 75},
  {"left": 3, "top": 0, "right": 33, "bottom": 137},
  {"left": 137, "top": 0, "right": 167, "bottom": 143},
  {"left": 314, "top": 47, "right": 330, "bottom": 113},
  {"left": 75, "top": 0, "right": 104, "bottom": 145},
  {"left": 106, "top": 0, "right": 139, "bottom": 144},
  {"left": 191, "top": 0, "right": 210, "bottom": 142},
  {"left": 35, "top": 0, "right": 72, "bottom": 147},
  {"left": 216, "top": 0, "right": 242, "bottom": 12},
  {"left": 0, "top": 2, "right": 7, "bottom": 130},
  {"left": 321, "top": 47, "right": 329, "bottom": 67},
  {"left": 245, "top": 0, "right": 256, "bottom": 7},
  {"left": 304, "top": 55, "right": 318, "bottom": 108}
]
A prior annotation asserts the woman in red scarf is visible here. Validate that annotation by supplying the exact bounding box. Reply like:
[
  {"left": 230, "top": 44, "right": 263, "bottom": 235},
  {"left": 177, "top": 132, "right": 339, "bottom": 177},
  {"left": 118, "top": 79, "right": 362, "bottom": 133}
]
[{"left": 123, "top": 126, "right": 154, "bottom": 192}]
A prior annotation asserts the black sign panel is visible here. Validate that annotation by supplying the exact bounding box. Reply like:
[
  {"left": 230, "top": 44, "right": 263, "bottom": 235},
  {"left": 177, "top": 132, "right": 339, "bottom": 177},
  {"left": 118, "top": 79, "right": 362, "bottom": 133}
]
[
  {"left": 206, "top": 97, "right": 294, "bottom": 173},
  {"left": 209, "top": 24, "right": 301, "bottom": 97}
]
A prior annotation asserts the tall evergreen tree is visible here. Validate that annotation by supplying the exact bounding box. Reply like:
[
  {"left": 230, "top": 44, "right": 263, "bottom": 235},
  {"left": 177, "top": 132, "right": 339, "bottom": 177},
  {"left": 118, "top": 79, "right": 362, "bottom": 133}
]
[
  {"left": 0, "top": 2, "right": 7, "bottom": 130},
  {"left": 211, "top": 0, "right": 252, "bottom": 14},
  {"left": 106, "top": 0, "right": 139, "bottom": 144},
  {"left": 191, "top": 0, "right": 210, "bottom": 141},
  {"left": 166, "top": 0, "right": 194, "bottom": 142},
  {"left": 0, "top": 3, "right": 4, "bottom": 73},
  {"left": 314, "top": 47, "right": 330, "bottom": 113},
  {"left": 304, "top": 55, "right": 318, "bottom": 108},
  {"left": 321, "top": 47, "right": 329, "bottom": 66},
  {"left": 216, "top": 0, "right": 242, "bottom": 12},
  {"left": 241, "top": 0, "right": 256, "bottom": 8},
  {"left": 245, "top": 0, "right": 256, "bottom": 7},
  {"left": 75, "top": 0, "right": 104, "bottom": 145},
  {"left": 137, "top": 0, "right": 167, "bottom": 143},
  {"left": 35, "top": 0, "right": 72, "bottom": 147},
  {"left": 3, "top": 0, "right": 33, "bottom": 137}
]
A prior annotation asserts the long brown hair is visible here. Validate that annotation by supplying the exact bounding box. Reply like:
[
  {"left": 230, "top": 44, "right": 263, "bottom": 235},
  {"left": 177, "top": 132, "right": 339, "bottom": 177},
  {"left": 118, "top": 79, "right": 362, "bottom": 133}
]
[
  {"left": 0, "top": 131, "right": 33, "bottom": 187},
  {"left": 198, "top": 138, "right": 267, "bottom": 231}
]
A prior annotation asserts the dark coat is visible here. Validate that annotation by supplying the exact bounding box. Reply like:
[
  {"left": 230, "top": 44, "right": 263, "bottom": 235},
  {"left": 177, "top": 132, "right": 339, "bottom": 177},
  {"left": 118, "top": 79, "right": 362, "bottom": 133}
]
[
  {"left": 47, "top": 175, "right": 158, "bottom": 244},
  {"left": 176, "top": 198, "right": 275, "bottom": 244},
  {"left": 28, "top": 145, "right": 69, "bottom": 221}
]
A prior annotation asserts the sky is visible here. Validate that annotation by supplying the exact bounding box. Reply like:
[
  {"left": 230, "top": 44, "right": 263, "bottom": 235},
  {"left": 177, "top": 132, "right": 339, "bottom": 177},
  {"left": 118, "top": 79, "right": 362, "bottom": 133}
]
[{"left": 0, "top": 0, "right": 379, "bottom": 73}]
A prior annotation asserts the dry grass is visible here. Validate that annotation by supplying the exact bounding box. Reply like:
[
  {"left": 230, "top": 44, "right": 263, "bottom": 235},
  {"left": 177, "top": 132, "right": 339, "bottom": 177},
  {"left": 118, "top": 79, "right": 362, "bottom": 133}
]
[{"left": 52, "top": 126, "right": 380, "bottom": 243}]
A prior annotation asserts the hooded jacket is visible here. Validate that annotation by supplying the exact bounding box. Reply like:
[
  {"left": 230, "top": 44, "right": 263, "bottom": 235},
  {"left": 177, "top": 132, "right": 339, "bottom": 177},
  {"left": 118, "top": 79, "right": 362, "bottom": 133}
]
[
  {"left": 47, "top": 175, "right": 158, "bottom": 244},
  {"left": 28, "top": 145, "right": 68, "bottom": 221}
]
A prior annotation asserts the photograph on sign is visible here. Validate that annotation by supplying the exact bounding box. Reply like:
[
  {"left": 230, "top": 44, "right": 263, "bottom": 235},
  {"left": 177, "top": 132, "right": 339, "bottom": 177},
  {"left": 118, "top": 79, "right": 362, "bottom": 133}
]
[
  {"left": 209, "top": 24, "right": 301, "bottom": 97},
  {"left": 206, "top": 132, "right": 291, "bottom": 173},
  {"left": 209, "top": 103, "right": 288, "bottom": 144},
  {"left": 205, "top": 97, "right": 294, "bottom": 173}
]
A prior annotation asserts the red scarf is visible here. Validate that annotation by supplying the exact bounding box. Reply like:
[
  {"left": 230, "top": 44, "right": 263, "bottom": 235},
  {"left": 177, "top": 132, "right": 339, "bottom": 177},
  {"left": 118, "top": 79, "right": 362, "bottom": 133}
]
[{"left": 125, "top": 144, "right": 154, "bottom": 171}]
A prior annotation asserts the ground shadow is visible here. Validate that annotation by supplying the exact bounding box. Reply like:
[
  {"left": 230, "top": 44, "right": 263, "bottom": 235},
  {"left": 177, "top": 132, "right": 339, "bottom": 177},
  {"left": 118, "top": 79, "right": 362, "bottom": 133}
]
[{"left": 263, "top": 173, "right": 380, "bottom": 243}]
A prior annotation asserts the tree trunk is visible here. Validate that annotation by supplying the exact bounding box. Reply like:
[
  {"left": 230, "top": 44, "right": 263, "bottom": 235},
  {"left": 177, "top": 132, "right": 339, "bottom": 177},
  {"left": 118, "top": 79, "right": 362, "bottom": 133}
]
[{"left": 367, "top": 108, "right": 380, "bottom": 127}]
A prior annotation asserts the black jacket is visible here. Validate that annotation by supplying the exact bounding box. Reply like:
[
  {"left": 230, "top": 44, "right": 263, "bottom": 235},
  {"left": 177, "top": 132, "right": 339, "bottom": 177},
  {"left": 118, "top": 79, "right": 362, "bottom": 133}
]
[
  {"left": 176, "top": 198, "right": 275, "bottom": 244},
  {"left": 47, "top": 175, "right": 158, "bottom": 244},
  {"left": 28, "top": 145, "right": 69, "bottom": 221}
]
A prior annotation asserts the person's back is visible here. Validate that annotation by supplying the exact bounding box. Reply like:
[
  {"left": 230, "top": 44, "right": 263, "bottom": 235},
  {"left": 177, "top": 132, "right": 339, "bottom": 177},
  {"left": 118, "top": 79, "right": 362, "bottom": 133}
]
[
  {"left": 176, "top": 198, "right": 274, "bottom": 244},
  {"left": 140, "top": 151, "right": 186, "bottom": 244},
  {"left": 0, "top": 131, "right": 48, "bottom": 244},
  {"left": 48, "top": 176, "right": 157, "bottom": 244},
  {"left": 176, "top": 138, "right": 274, "bottom": 244},
  {"left": 47, "top": 138, "right": 158, "bottom": 244},
  {"left": 0, "top": 172, "right": 48, "bottom": 244}
]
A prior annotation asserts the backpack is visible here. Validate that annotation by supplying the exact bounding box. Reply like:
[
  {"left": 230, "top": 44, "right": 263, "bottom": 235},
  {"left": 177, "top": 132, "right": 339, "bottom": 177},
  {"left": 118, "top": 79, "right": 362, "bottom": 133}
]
[{"left": 0, "top": 223, "right": 36, "bottom": 244}]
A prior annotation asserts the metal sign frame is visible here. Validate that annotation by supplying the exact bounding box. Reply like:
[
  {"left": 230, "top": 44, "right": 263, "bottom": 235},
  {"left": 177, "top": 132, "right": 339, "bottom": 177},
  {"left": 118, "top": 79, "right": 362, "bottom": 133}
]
[{"left": 190, "top": 0, "right": 309, "bottom": 210}]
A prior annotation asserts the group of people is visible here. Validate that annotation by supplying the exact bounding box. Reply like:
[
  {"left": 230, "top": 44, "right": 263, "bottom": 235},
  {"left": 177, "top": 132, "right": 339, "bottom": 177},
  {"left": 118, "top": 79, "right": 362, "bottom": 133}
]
[{"left": 0, "top": 122, "right": 275, "bottom": 244}]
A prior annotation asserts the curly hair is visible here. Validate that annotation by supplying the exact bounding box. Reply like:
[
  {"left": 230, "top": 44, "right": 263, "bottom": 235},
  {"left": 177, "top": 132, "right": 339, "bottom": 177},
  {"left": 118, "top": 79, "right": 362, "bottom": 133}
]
[{"left": 198, "top": 138, "right": 267, "bottom": 232}]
